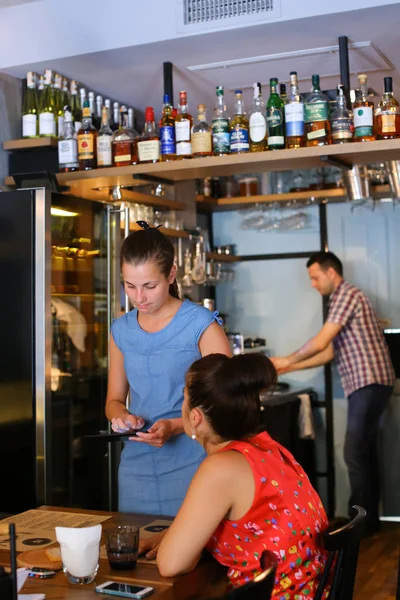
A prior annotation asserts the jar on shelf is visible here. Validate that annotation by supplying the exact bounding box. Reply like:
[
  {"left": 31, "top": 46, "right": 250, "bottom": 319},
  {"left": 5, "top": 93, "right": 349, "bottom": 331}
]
[{"left": 238, "top": 177, "right": 259, "bottom": 197}]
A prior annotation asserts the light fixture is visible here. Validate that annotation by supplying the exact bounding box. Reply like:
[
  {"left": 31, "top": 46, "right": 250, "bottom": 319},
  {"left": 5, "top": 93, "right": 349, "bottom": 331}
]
[{"left": 51, "top": 207, "right": 79, "bottom": 217}]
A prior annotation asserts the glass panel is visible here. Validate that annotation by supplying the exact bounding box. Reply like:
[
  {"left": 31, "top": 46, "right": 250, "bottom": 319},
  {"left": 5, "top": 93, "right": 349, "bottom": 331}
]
[{"left": 50, "top": 194, "right": 109, "bottom": 510}]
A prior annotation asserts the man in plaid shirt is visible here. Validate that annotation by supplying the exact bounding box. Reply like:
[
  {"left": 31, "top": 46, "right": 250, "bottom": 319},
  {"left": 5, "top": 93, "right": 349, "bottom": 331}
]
[{"left": 272, "top": 251, "right": 395, "bottom": 535}]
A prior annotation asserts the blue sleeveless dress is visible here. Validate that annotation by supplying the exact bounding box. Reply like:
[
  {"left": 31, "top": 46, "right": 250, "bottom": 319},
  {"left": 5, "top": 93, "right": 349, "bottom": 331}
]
[{"left": 111, "top": 300, "right": 216, "bottom": 516}]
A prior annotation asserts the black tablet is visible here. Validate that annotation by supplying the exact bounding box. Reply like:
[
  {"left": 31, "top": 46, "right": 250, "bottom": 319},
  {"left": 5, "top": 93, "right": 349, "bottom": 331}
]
[{"left": 84, "top": 429, "right": 149, "bottom": 442}]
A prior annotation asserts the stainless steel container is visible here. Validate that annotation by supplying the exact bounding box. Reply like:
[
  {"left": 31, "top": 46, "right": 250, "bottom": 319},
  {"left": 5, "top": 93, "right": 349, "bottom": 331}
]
[
  {"left": 342, "top": 165, "right": 372, "bottom": 203},
  {"left": 384, "top": 160, "right": 400, "bottom": 200}
]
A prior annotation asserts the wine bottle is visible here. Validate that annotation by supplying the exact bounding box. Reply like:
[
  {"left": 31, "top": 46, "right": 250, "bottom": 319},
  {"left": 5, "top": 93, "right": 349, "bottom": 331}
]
[
  {"left": 70, "top": 80, "right": 82, "bottom": 132},
  {"left": 58, "top": 106, "right": 79, "bottom": 172},
  {"left": 22, "top": 71, "right": 39, "bottom": 138},
  {"left": 39, "top": 68, "right": 56, "bottom": 137},
  {"left": 53, "top": 73, "right": 64, "bottom": 137}
]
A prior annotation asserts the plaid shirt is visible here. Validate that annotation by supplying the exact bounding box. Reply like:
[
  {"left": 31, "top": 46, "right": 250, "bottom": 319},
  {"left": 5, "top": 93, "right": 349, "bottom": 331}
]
[{"left": 327, "top": 280, "right": 395, "bottom": 397}]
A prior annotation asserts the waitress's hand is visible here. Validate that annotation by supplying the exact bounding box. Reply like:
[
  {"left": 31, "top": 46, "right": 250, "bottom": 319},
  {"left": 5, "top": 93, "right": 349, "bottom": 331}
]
[
  {"left": 130, "top": 418, "right": 180, "bottom": 447},
  {"left": 111, "top": 414, "right": 145, "bottom": 433},
  {"left": 271, "top": 356, "right": 291, "bottom": 373}
]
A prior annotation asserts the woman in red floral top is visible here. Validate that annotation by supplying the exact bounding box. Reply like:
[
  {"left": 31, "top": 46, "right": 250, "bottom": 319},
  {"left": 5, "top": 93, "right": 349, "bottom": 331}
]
[{"left": 140, "top": 353, "right": 329, "bottom": 599}]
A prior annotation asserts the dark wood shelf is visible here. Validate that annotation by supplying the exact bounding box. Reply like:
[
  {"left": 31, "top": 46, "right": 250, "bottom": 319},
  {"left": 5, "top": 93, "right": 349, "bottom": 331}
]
[
  {"left": 206, "top": 252, "right": 241, "bottom": 262},
  {"left": 3, "top": 137, "right": 58, "bottom": 150}
]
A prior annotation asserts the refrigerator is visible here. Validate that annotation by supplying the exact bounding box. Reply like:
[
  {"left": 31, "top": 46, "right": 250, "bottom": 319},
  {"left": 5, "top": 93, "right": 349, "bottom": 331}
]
[{"left": 0, "top": 187, "right": 121, "bottom": 514}]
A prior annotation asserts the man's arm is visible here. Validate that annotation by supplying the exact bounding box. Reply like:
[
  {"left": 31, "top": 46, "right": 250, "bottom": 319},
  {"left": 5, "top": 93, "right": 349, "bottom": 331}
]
[
  {"left": 272, "top": 322, "right": 341, "bottom": 372},
  {"left": 280, "top": 343, "right": 334, "bottom": 374}
]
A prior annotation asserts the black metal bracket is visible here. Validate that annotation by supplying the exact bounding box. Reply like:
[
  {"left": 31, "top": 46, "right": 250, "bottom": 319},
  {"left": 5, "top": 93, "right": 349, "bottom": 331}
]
[
  {"left": 12, "top": 171, "right": 69, "bottom": 193},
  {"left": 338, "top": 36, "right": 351, "bottom": 110},
  {"left": 163, "top": 62, "right": 174, "bottom": 106},
  {"left": 240, "top": 251, "right": 318, "bottom": 262},
  {"left": 132, "top": 173, "right": 174, "bottom": 186},
  {"left": 320, "top": 155, "right": 352, "bottom": 171}
]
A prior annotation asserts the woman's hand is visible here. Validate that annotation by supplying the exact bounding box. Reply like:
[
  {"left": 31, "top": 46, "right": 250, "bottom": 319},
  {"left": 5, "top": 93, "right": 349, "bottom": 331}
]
[
  {"left": 111, "top": 414, "right": 145, "bottom": 433},
  {"left": 130, "top": 418, "right": 182, "bottom": 447},
  {"left": 139, "top": 532, "right": 167, "bottom": 561}
]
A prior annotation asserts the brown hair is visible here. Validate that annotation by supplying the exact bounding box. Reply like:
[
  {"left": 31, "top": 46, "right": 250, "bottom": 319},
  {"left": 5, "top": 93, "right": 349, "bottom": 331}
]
[
  {"left": 186, "top": 353, "right": 277, "bottom": 440},
  {"left": 307, "top": 251, "right": 343, "bottom": 276},
  {"left": 120, "top": 227, "right": 180, "bottom": 299}
]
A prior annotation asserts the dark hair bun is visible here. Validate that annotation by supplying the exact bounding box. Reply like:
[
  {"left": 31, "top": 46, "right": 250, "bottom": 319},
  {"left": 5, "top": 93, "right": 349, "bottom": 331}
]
[{"left": 187, "top": 353, "right": 277, "bottom": 440}]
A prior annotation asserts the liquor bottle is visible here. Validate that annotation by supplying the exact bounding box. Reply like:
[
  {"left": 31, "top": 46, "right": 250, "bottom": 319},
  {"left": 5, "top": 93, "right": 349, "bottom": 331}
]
[
  {"left": 192, "top": 104, "right": 212, "bottom": 157},
  {"left": 70, "top": 81, "right": 82, "bottom": 132},
  {"left": 62, "top": 78, "right": 70, "bottom": 111},
  {"left": 280, "top": 83, "right": 287, "bottom": 103},
  {"left": 375, "top": 77, "right": 400, "bottom": 140},
  {"left": 266, "top": 78, "right": 285, "bottom": 150},
  {"left": 284, "top": 71, "right": 305, "bottom": 149},
  {"left": 128, "top": 108, "right": 135, "bottom": 130},
  {"left": 77, "top": 100, "right": 97, "bottom": 170},
  {"left": 96, "top": 105, "right": 113, "bottom": 167},
  {"left": 137, "top": 106, "right": 160, "bottom": 163},
  {"left": 175, "top": 91, "right": 193, "bottom": 159},
  {"left": 159, "top": 94, "right": 176, "bottom": 162},
  {"left": 88, "top": 92, "right": 98, "bottom": 129},
  {"left": 96, "top": 95, "right": 103, "bottom": 128},
  {"left": 53, "top": 73, "right": 64, "bottom": 137},
  {"left": 330, "top": 85, "right": 353, "bottom": 144},
  {"left": 353, "top": 73, "right": 375, "bottom": 142},
  {"left": 112, "top": 102, "right": 120, "bottom": 132},
  {"left": 230, "top": 90, "right": 249, "bottom": 154},
  {"left": 37, "top": 74, "right": 44, "bottom": 110},
  {"left": 79, "top": 87, "right": 87, "bottom": 115},
  {"left": 112, "top": 107, "right": 137, "bottom": 166},
  {"left": 212, "top": 86, "right": 230, "bottom": 156},
  {"left": 105, "top": 99, "right": 112, "bottom": 128},
  {"left": 249, "top": 82, "right": 267, "bottom": 152},
  {"left": 58, "top": 106, "right": 78, "bottom": 172},
  {"left": 39, "top": 68, "right": 56, "bottom": 137},
  {"left": 22, "top": 71, "right": 38, "bottom": 138},
  {"left": 304, "top": 74, "right": 331, "bottom": 146}
]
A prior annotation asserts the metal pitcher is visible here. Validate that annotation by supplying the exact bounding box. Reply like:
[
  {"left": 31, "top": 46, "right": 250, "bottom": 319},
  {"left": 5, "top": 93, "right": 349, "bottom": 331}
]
[
  {"left": 384, "top": 160, "right": 400, "bottom": 200},
  {"left": 342, "top": 165, "right": 372, "bottom": 203}
]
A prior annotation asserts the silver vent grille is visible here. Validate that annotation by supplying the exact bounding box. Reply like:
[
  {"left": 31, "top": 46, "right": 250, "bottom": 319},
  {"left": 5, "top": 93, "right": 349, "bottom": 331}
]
[{"left": 183, "top": 0, "right": 275, "bottom": 26}]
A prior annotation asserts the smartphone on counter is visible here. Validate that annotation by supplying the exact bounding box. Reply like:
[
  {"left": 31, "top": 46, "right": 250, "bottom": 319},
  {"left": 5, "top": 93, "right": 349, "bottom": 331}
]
[{"left": 95, "top": 582, "right": 155, "bottom": 598}]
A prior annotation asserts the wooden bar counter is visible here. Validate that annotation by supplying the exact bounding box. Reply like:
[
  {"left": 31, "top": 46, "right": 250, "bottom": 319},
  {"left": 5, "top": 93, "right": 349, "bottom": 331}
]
[{"left": 0, "top": 506, "right": 225, "bottom": 600}]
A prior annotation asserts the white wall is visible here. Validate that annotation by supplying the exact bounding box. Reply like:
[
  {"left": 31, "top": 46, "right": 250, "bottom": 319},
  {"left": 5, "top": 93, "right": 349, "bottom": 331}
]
[{"left": 213, "top": 200, "right": 400, "bottom": 516}]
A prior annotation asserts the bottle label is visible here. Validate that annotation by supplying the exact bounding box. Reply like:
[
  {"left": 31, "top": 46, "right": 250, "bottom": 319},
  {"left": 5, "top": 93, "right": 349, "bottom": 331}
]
[
  {"left": 78, "top": 134, "right": 94, "bottom": 160},
  {"left": 22, "top": 114, "right": 37, "bottom": 137},
  {"left": 249, "top": 113, "right": 267, "bottom": 143},
  {"left": 97, "top": 136, "right": 113, "bottom": 166},
  {"left": 267, "top": 107, "right": 283, "bottom": 128},
  {"left": 160, "top": 125, "right": 176, "bottom": 155},
  {"left": 354, "top": 106, "right": 373, "bottom": 136},
  {"left": 137, "top": 140, "right": 161, "bottom": 162},
  {"left": 230, "top": 126, "right": 249, "bottom": 153},
  {"left": 57, "top": 115, "right": 64, "bottom": 137},
  {"left": 307, "top": 128, "right": 326, "bottom": 141},
  {"left": 39, "top": 112, "right": 56, "bottom": 136},
  {"left": 381, "top": 114, "right": 396, "bottom": 133},
  {"left": 304, "top": 101, "right": 328, "bottom": 123},
  {"left": 331, "top": 120, "right": 353, "bottom": 141},
  {"left": 175, "top": 120, "right": 191, "bottom": 142},
  {"left": 176, "top": 141, "right": 192, "bottom": 156},
  {"left": 192, "top": 131, "right": 212, "bottom": 154},
  {"left": 212, "top": 118, "right": 230, "bottom": 154},
  {"left": 114, "top": 154, "right": 131, "bottom": 163},
  {"left": 58, "top": 139, "right": 78, "bottom": 165},
  {"left": 268, "top": 135, "right": 285, "bottom": 146},
  {"left": 284, "top": 103, "right": 304, "bottom": 136}
]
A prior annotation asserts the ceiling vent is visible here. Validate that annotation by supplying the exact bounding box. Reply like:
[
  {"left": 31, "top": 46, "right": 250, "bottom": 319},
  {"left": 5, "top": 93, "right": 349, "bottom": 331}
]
[{"left": 177, "top": 0, "right": 280, "bottom": 33}]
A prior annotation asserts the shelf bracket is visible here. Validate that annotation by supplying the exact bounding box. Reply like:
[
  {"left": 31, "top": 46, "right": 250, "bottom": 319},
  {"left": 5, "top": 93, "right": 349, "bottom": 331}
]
[
  {"left": 320, "top": 155, "right": 352, "bottom": 171},
  {"left": 132, "top": 173, "right": 174, "bottom": 186},
  {"left": 13, "top": 170, "right": 69, "bottom": 192}
]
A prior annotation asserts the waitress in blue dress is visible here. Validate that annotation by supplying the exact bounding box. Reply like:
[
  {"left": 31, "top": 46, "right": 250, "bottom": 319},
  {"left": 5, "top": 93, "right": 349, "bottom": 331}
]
[{"left": 105, "top": 222, "right": 231, "bottom": 516}]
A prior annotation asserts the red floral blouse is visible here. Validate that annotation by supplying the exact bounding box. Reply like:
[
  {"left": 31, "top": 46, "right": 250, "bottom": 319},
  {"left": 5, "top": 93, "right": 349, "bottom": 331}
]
[{"left": 206, "top": 432, "right": 329, "bottom": 599}]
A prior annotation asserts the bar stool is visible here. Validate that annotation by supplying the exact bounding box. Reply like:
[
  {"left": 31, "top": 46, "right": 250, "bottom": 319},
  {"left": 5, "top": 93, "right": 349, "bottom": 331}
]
[{"left": 314, "top": 505, "right": 367, "bottom": 600}]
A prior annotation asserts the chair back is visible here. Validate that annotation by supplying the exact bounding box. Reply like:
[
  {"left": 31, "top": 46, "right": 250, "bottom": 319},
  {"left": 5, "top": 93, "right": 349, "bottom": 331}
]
[{"left": 314, "top": 505, "right": 367, "bottom": 600}]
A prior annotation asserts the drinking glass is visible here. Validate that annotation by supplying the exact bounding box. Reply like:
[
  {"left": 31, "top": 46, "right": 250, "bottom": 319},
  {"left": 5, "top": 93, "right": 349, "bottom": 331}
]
[
  {"left": 104, "top": 525, "right": 140, "bottom": 571},
  {"left": 55, "top": 525, "right": 102, "bottom": 585}
]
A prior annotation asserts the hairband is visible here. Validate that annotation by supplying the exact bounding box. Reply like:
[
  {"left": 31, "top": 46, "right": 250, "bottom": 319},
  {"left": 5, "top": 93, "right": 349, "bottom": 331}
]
[{"left": 136, "top": 221, "right": 163, "bottom": 231}]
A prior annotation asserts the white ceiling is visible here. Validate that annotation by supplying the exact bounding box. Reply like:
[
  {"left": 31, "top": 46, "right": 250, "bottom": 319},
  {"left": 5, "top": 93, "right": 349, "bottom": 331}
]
[{"left": 3, "top": 3, "right": 400, "bottom": 123}]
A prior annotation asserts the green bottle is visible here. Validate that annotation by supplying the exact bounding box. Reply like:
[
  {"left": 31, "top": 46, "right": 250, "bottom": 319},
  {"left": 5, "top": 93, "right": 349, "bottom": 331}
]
[
  {"left": 212, "top": 86, "right": 230, "bottom": 155},
  {"left": 39, "top": 68, "right": 56, "bottom": 137},
  {"left": 22, "top": 71, "right": 39, "bottom": 138},
  {"left": 267, "top": 78, "right": 285, "bottom": 150}
]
